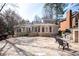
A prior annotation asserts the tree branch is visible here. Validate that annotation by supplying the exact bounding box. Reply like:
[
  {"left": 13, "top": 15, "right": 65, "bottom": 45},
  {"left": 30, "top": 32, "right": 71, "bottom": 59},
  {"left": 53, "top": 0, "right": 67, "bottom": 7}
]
[{"left": 0, "top": 3, "right": 6, "bottom": 12}]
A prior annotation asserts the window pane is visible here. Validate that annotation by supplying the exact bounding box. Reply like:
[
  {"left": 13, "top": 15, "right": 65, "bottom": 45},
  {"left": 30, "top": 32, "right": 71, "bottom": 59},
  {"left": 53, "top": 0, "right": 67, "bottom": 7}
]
[
  {"left": 49, "top": 26, "right": 52, "bottom": 32},
  {"left": 17, "top": 28, "right": 21, "bottom": 32},
  {"left": 38, "top": 26, "right": 40, "bottom": 32},
  {"left": 42, "top": 27, "right": 44, "bottom": 32}
]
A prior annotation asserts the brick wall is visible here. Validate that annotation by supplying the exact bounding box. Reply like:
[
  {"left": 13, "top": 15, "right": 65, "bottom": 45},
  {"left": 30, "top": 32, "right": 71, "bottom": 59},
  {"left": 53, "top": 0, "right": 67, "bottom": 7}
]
[{"left": 59, "top": 10, "right": 72, "bottom": 31}]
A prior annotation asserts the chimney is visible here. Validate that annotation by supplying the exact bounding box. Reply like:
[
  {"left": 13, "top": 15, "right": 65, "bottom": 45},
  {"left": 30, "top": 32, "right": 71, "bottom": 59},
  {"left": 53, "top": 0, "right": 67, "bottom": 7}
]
[{"left": 66, "top": 10, "right": 72, "bottom": 28}]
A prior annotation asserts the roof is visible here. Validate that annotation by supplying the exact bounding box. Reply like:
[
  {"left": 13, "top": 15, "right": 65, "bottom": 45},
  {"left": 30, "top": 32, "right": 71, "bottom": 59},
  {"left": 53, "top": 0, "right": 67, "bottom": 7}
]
[{"left": 72, "top": 12, "right": 79, "bottom": 18}]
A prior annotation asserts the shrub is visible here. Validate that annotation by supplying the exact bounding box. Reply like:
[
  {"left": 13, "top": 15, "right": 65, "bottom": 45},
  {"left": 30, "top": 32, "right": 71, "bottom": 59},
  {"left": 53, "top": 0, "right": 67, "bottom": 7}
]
[
  {"left": 64, "top": 29, "right": 71, "bottom": 33},
  {"left": 18, "top": 32, "right": 29, "bottom": 36},
  {"left": 58, "top": 30, "right": 62, "bottom": 37},
  {"left": 28, "top": 32, "right": 38, "bottom": 37}
]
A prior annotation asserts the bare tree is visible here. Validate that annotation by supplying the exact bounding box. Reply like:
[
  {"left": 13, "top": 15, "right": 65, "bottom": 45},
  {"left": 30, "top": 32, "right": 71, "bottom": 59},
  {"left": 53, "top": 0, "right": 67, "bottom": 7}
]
[
  {"left": 43, "top": 3, "right": 66, "bottom": 20},
  {"left": 0, "top": 3, "right": 6, "bottom": 12},
  {"left": 32, "top": 15, "right": 42, "bottom": 24},
  {"left": 0, "top": 3, "right": 7, "bottom": 34},
  {"left": 2, "top": 8, "right": 22, "bottom": 36}
]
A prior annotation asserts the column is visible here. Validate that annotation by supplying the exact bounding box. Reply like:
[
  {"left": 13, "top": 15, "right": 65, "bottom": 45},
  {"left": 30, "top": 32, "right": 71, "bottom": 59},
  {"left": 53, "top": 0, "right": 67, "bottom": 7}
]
[
  {"left": 32, "top": 27, "right": 33, "bottom": 32},
  {"left": 40, "top": 26, "right": 42, "bottom": 33},
  {"left": 37, "top": 26, "right": 38, "bottom": 32},
  {"left": 33, "top": 26, "right": 35, "bottom": 32},
  {"left": 45, "top": 26, "right": 48, "bottom": 33},
  {"left": 48, "top": 26, "right": 49, "bottom": 33}
]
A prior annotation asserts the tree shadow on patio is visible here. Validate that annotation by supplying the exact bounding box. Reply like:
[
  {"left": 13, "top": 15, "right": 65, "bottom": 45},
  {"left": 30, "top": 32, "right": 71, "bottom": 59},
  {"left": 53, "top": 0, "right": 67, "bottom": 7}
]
[
  {"left": 1, "top": 46, "right": 12, "bottom": 56},
  {"left": 63, "top": 48, "right": 79, "bottom": 56},
  {"left": 25, "top": 44, "right": 79, "bottom": 56},
  {"left": 0, "top": 40, "right": 8, "bottom": 55},
  {"left": 15, "top": 38, "right": 37, "bottom": 45},
  {"left": 5, "top": 40, "right": 35, "bottom": 56}
]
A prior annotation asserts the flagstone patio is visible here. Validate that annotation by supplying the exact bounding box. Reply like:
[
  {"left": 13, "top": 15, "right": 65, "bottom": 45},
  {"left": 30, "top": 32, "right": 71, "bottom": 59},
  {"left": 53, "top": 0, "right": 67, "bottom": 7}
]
[{"left": 0, "top": 37, "right": 79, "bottom": 56}]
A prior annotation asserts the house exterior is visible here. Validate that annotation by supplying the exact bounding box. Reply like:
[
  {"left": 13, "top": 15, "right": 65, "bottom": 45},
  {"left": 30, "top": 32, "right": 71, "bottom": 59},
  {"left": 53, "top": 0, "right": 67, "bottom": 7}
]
[
  {"left": 31, "top": 23, "right": 59, "bottom": 36},
  {"left": 59, "top": 10, "right": 72, "bottom": 31},
  {"left": 14, "top": 23, "right": 59, "bottom": 37},
  {"left": 59, "top": 10, "right": 79, "bottom": 43},
  {"left": 72, "top": 12, "right": 79, "bottom": 43}
]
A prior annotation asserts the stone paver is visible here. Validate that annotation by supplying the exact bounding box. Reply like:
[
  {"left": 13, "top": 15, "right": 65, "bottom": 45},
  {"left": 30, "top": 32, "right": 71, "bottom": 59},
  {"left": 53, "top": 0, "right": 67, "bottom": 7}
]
[{"left": 0, "top": 37, "right": 79, "bottom": 56}]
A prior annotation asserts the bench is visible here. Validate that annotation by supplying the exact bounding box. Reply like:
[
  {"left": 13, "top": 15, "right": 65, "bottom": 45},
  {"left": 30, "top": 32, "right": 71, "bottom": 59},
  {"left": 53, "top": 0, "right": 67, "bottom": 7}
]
[{"left": 55, "top": 36, "right": 69, "bottom": 50}]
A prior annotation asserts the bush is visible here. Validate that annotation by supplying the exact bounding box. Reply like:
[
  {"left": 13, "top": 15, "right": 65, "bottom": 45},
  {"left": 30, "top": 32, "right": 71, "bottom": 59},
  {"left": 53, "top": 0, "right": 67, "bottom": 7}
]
[
  {"left": 28, "top": 32, "right": 38, "bottom": 37},
  {"left": 58, "top": 30, "right": 62, "bottom": 37},
  {"left": 18, "top": 32, "right": 29, "bottom": 36},
  {"left": 64, "top": 29, "right": 71, "bottom": 33}
]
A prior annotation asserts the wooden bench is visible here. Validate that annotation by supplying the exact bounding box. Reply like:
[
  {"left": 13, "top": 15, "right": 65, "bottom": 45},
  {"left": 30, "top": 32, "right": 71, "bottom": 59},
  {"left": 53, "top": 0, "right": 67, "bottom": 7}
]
[{"left": 55, "top": 36, "right": 69, "bottom": 50}]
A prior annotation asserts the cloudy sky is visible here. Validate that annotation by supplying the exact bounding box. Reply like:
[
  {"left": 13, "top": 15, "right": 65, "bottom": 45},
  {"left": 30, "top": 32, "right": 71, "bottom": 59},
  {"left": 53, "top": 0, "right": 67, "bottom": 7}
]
[
  {"left": 2, "top": 3, "right": 79, "bottom": 21},
  {"left": 2, "top": 3, "right": 44, "bottom": 22},
  {"left": 17, "top": 3, "right": 44, "bottom": 22},
  {"left": 63, "top": 3, "right": 79, "bottom": 18},
  {"left": 64, "top": 3, "right": 79, "bottom": 12}
]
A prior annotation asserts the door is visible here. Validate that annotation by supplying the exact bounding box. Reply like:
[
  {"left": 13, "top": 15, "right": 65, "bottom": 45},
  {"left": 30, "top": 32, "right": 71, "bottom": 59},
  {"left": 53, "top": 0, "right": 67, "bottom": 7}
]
[{"left": 75, "top": 31, "right": 78, "bottom": 42}]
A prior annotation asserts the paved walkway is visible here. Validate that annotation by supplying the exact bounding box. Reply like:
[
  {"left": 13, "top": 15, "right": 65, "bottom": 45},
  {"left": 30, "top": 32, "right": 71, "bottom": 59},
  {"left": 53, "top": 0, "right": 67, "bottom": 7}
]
[{"left": 0, "top": 37, "right": 79, "bottom": 56}]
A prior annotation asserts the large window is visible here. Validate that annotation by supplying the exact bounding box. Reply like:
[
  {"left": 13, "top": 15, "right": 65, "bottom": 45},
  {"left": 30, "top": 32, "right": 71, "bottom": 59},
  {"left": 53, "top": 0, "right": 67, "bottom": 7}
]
[
  {"left": 75, "top": 17, "right": 78, "bottom": 27},
  {"left": 42, "top": 27, "right": 44, "bottom": 32},
  {"left": 49, "top": 26, "right": 52, "bottom": 32},
  {"left": 29, "top": 28, "right": 30, "bottom": 32},
  {"left": 17, "top": 28, "right": 21, "bottom": 32},
  {"left": 38, "top": 26, "right": 40, "bottom": 32}
]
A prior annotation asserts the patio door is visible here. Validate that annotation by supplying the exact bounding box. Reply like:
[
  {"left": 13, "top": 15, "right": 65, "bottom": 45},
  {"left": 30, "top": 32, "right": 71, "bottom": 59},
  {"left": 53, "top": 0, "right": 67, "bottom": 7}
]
[{"left": 75, "top": 31, "right": 78, "bottom": 42}]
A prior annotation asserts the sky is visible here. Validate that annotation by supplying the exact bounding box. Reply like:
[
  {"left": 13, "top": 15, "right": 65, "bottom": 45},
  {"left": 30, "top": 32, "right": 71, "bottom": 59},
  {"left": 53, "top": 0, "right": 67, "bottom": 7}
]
[
  {"left": 2, "top": 3, "right": 79, "bottom": 21},
  {"left": 63, "top": 3, "right": 79, "bottom": 18},
  {"left": 16, "top": 3, "right": 44, "bottom": 22},
  {"left": 17, "top": 3, "right": 79, "bottom": 21},
  {"left": 2, "top": 3, "right": 44, "bottom": 22},
  {"left": 64, "top": 3, "right": 79, "bottom": 12}
]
